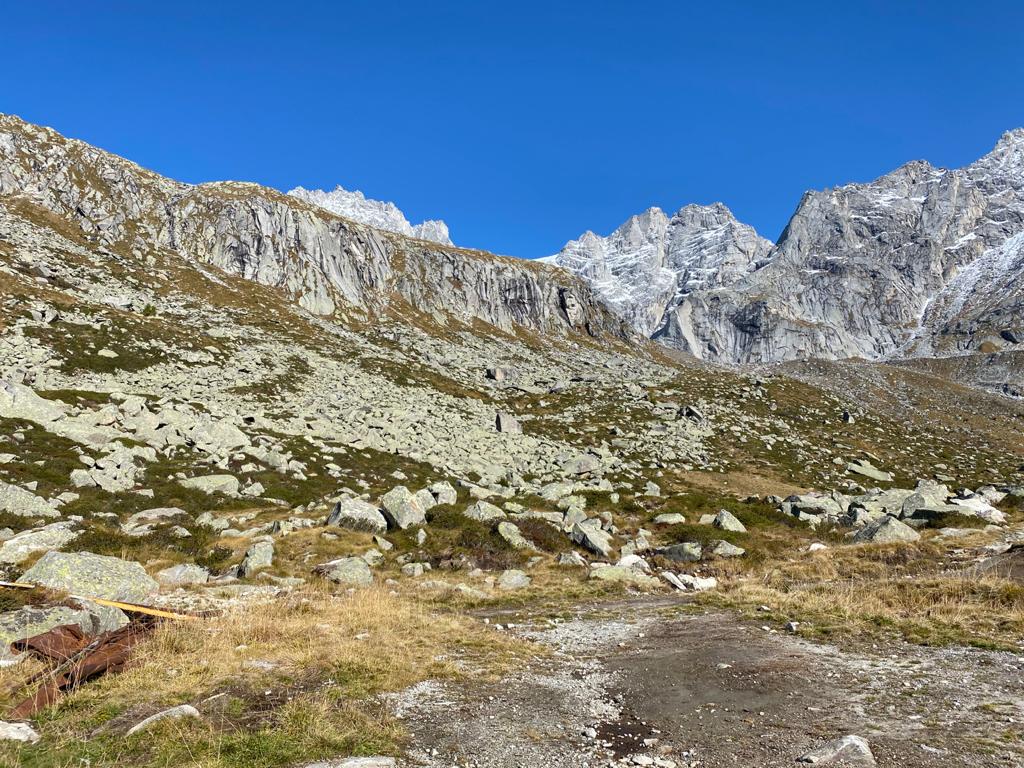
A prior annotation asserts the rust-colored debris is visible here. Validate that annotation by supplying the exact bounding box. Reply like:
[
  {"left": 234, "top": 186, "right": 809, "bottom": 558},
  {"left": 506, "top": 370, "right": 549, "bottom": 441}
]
[{"left": 8, "top": 619, "right": 156, "bottom": 718}]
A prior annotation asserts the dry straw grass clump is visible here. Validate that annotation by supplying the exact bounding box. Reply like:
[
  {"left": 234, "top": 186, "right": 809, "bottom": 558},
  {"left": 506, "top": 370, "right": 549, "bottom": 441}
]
[
  {"left": 703, "top": 540, "right": 1024, "bottom": 650},
  {"left": 1, "top": 586, "right": 527, "bottom": 768}
]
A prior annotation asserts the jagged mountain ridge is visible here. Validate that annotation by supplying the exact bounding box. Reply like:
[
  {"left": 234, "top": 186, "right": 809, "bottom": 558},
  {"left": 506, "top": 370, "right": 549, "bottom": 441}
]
[
  {"left": 542, "top": 203, "right": 773, "bottom": 339},
  {"left": 550, "top": 130, "right": 1024, "bottom": 364},
  {"left": 287, "top": 185, "right": 454, "bottom": 246},
  {"left": 0, "top": 114, "right": 625, "bottom": 340}
]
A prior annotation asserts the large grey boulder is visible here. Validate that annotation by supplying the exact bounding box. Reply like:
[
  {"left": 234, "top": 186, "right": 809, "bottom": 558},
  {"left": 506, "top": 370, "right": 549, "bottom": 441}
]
[
  {"left": 570, "top": 519, "right": 613, "bottom": 557},
  {"left": 379, "top": 486, "right": 426, "bottom": 530},
  {"left": 0, "top": 604, "right": 127, "bottom": 664},
  {"left": 315, "top": 557, "right": 373, "bottom": 587},
  {"left": 712, "top": 509, "right": 747, "bottom": 533},
  {"left": 325, "top": 499, "right": 388, "bottom": 534},
  {"left": 428, "top": 481, "right": 458, "bottom": 506},
  {"left": 846, "top": 459, "right": 892, "bottom": 483},
  {"left": 121, "top": 507, "right": 188, "bottom": 537},
  {"left": 653, "top": 513, "right": 686, "bottom": 525},
  {"left": 19, "top": 551, "right": 158, "bottom": 602},
  {"left": 657, "top": 542, "right": 702, "bottom": 562},
  {"left": 0, "top": 522, "right": 79, "bottom": 564},
  {"left": 238, "top": 540, "right": 274, "bottom": 578},
  {"left": 497, "top": 569, "right": 531, "bottom": 590},
  {"left": 495, "top": 412, "right": 522, "bottom": 434},
  {"left": 496, "top": 521, "right": 538, "bottom": 551},
  {"left": 589, "top": 565, "right": 660, "bottom": 589},
  {"left": 464, "top": 500, "right": 506, "bottom": 522},
  {"left": 853, "top": 516, "right": 920, "bottom": 544},
  {"left": 156, "top": 563, "right": 210, "bottom": 587},
  {"left": 706, "top": 540, "right": 746, "bottom": 558},
  {"left": 179, "top": 474, "right": 240, "bottom": 496},
  {"left": 0, "top": 480, "right": 59, "bottom": 518}
]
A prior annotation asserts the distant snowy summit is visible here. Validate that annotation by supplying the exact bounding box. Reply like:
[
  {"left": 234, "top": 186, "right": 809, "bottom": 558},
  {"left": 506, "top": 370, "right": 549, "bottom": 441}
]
[
  {"left": 288, "top": 185, "right": 453, "bottom": 246},
  {"left": 548, "top": 129, "right": 1024, "bottom": 364}
]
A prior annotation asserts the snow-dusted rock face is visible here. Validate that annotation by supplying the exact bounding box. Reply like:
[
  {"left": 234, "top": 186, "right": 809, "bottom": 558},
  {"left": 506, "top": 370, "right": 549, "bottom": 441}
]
[
  {"left": 544, "top": 203, "right": 772, "bottom": 338},
  {"left": 0, "top": 114, "right": 622, "bottom": 339},
  {"left": 288, "top": 185, "right": 453, "bottom": 246},
  {"left": 552, "top": 130, "right": 1024, "bottom": 364}
]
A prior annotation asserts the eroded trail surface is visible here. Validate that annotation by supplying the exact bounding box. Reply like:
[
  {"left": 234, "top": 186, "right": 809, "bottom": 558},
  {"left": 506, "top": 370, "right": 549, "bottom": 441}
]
[{"left": 394, "top": 599, "right": 1024, "bottom": 767}]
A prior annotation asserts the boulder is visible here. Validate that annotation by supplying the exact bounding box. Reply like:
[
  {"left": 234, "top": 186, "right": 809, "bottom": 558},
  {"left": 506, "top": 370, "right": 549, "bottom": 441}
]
[
  {"left": 497, "top": 569, "right": 531, "bottom": 590},
  {"left": 122, "top": 507, "right": 188, "bottom": 537},
  {"left": 853, "top": 516, "right": 920, "bottom": 544},
  {"left": 712, "top": 510, "right": 747, "bottom": 533},
  {"left": 557, "top": 551, "right": 588, "bottom": 567},
  {"left": 19, "top": 551, "right": 158, "bottom": 602},
  {"left": 657, "top": 542, "right": 702, "bottom": 562},
  {"left": 379, "top": 486, "right": 427, "bottom": 530},
  {"left": 797, "top": 734, "right": 875, "bottom": 765},
  {"left": 0, "top": 604, "right": 127, "bottom": 664},
  {"left": 156, "top": 563, "right": 210, "bottom": 587},
  {"left": 0, "top": 720, "right": 40, "bottom": 743},
  {"left": 662, "top": 571, "right": 717, "bottom": 592},
  {"left": 706, "top": 540, "right": 746, "bottom": 558},
  {"left": 0, "top": 522, "right": 79, "bottom": 564},
  {"left": 570, "top": 519, "right": 613, "bottom": 557},
  {"left": 589, "top": 565, "right": 660, "bottom": 589},
  {"left": 325, "top": 499, "right": 388, "bottom": 534},
  {"left": 0, "top": 480, "right": 59, "bottom": 518},
  {"left": 464, "top": 500, "right": 505, "bottom": 522},
  {"left": 846, "top": 459, "right": 892, "bottom": 483},
  {"left": 314, "top": 557, "right": 373, "bottom": 587},
  {"left": 495, "top": 412, "right": 522, "bottom": 434},
  {"left": 238, "top": 540, "right": 274, "bottom": 578},
  {"left": 179, "top": 474, "right": 240, "bottom": 496},
  {"left": 652, "top": 513, "right": 685, "bottom": 525},
  {"left": 949, "top": 495, "right": 1007, "bottom": 524},
  {"left": 497, "top": 521, "right": 538, "bottom": 551},
  {"left": 428, "top": 481, "right": 458, "bottom": 506}
]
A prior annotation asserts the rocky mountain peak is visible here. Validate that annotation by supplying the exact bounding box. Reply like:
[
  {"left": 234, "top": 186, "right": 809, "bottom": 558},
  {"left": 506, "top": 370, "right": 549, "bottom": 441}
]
[
  {"left": 552, "top": 129, "right": 1024, "bottom": 365},
  {"left": 287, "top": 185, "right": 454, "bottom": 246},
  {"left": 546, "top": 203, "right": 772, "bottom": 339}
]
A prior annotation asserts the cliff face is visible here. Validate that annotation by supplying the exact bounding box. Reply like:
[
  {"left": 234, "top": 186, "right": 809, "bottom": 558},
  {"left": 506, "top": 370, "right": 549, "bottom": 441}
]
[
  {"left": 0, "top": 115, "right": 625, "bottom": 339},
  {"left": 551, "top": 130, "right": 1024, "bottom": 363}
]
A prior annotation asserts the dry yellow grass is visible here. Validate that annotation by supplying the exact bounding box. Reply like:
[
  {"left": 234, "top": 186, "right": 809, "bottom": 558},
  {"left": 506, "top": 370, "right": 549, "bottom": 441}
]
[
  {"left": 701, "top": 538, "right": 1024, "bottom": 650},
  {"left": 1, "top": 586, "right": 529, "bottom": 768}
]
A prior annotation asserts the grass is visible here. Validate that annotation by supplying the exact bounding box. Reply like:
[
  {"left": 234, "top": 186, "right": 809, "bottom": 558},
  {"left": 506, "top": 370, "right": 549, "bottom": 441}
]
[
  {"left": 700, "top": 538, "right": 1024, "bottom": 650},
  {"left": 1, "top": 586, "right": 527, "bottom": 768}
]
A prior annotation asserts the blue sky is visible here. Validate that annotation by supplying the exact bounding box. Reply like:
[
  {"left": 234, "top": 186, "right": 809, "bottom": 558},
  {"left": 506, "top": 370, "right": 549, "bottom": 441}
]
[{"left": 2, "top": 1, "right": 1023, "bottom": 256}]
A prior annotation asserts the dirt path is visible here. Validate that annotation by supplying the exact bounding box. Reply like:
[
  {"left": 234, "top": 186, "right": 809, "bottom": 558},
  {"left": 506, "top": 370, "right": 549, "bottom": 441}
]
[{"left": 393, "top": 598, "right": 1024, "bottom": 767}]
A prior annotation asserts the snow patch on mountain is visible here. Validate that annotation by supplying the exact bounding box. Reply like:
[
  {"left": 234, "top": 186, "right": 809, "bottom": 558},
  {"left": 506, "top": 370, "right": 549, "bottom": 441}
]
[
  {"left": 546, "top": 203, "right": 772, "bottom": 337},
  {"left": 288, "top": 185, "right": 453, "bottom": 246}
]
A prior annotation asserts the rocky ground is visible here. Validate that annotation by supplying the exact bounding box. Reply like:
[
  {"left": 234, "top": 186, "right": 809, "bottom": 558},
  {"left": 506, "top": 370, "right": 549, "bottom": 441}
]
[
  {"left": 0, "top": 114, "right": 1023, "bottom": 767},
  {"left": 395, "top": 597, "right": 1024, "bottom": 767}
]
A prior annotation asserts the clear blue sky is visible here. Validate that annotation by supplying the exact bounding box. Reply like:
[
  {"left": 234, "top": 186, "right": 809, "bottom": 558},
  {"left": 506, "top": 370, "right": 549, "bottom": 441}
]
[{"left": 2, "top": 1, "right": 1023, "bottom": 256}]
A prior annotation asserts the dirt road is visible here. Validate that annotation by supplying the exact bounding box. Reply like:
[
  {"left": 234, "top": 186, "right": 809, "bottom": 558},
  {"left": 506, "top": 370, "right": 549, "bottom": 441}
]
[{"left": 393, "top": 597, "right": 1024, "bottom": 767}]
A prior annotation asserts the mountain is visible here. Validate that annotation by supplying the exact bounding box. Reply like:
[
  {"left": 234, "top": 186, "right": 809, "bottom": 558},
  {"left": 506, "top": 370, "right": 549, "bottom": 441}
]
[
  {"left": 542, "top": 203, "right": 773, "bottom": 339},
  {"left": 288, "top": 185, "right": 454, "bottom": 246},
  {"left": 0, "top": 114, "right": 621, "bottom": 339},
  {"left": 549, "top": 130, "right": 1024, "bottom": 364}
]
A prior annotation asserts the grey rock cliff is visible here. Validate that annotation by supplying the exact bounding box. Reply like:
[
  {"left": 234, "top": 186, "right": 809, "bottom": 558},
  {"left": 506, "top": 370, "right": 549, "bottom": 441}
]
[
  {"left": 551, "top": 130, "right": 1024, "bottom": 364},
  {"left": 0, "top": 115, "right": 624, "bottom": 339}
]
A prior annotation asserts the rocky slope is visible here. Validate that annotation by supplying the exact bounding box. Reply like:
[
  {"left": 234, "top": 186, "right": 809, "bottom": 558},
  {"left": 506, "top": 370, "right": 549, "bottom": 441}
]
[
  {"left": 0, "top": 114, "right": 622, "bottom": 339},
  {"left": 550, "top": 130, "right": 1024, "bottom": 365},
  {"left": 1, "top": 114, "right": 1023, "bottom": 768},
  {"left": 287, "top": 185, "right": 453, "bottom": 246}
]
